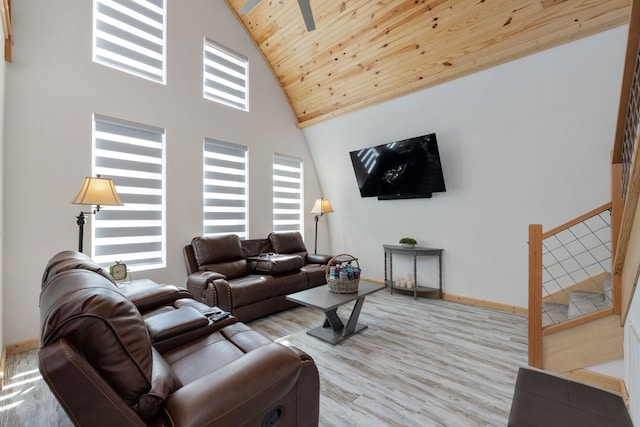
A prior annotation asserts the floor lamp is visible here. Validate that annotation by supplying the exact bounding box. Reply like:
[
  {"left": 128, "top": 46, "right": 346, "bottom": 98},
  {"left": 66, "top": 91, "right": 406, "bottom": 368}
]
[
  {"left": 311, "top": 197, "right": 333, "bottom": 254},
  {"left": 72, "top": 176, "right": 124, "bottom": 253}
]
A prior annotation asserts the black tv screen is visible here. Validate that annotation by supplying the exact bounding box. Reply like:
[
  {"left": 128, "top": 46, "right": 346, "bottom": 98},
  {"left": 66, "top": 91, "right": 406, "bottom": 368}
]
[{"left": 349, "top": 133, "right": 446, "bottom": 199}]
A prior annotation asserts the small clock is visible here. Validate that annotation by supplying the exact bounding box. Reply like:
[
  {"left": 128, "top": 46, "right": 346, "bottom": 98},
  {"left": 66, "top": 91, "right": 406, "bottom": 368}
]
[{"left": 109, "top": 261, "right": 128, "bottom": 281}]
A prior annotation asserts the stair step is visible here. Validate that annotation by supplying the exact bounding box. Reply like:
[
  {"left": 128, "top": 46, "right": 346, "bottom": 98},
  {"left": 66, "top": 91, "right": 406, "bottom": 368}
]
[
  {"left": 604, "top": 278, "right": 612, "bottom": 300},
  {"left": 542, "top": 302, "right": 569, "bottom": 327},
  {"left": 567, "top": 290, "right": 611, "bottom": 319}
]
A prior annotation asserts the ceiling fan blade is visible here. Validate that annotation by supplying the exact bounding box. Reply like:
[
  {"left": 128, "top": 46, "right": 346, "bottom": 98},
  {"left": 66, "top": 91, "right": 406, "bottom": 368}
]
[
  {"left": 297, "top": 0, "right": 316, "bottom": 31},
  {"left": 239, "top": 0, "right": 262, "bottom": 14}
]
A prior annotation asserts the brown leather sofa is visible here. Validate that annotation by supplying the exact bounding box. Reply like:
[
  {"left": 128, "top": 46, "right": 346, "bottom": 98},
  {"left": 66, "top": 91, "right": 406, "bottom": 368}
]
[
  {"left": 183, "top": 232, "right": 332, "bottom": 322},
  {"left": 38, "top": 250, "right": 320, "bottom": 426}
]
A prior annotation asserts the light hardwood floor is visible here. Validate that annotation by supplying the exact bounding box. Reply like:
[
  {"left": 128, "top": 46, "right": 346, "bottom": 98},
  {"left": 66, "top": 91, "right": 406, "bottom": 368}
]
[{"left": 0, "top": 289, "right": 528, "bottom": 426}]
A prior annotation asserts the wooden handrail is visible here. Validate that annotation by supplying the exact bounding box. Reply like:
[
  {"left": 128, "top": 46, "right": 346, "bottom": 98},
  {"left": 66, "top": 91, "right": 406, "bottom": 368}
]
[
  {"left": 528, "top": 224, "right": 543, "bottom": 368},
  {"left": 541, "top": 202, "right": 612, "bottom": 239},
  {"left": 612, "top": 0, "right": 640, "bottom": 163},
  {"left": 611, "top": 161, "right": 623, "bottom": 314}
]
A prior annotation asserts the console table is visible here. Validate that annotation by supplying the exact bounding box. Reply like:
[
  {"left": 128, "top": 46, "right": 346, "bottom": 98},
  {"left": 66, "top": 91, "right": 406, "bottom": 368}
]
[{"left": 383, "top": 244, "right": 443, "bottom": 299}]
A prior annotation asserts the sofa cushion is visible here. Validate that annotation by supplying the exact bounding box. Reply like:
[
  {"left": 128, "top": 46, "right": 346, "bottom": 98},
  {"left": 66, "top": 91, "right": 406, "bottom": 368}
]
[
  {"left": 269, "top": 271, "right": 309, "bottom": 295},
  {"left": 192, "top": 235, "right": 251, "bottom": 279},
  {"left": 268, "top": 232, "right": 308, "bottom": 257},
  {"left": 162, "top": 322, "right": 274, "bottom": 385},
  {"left": 200, "top": 260, "right": 252, "bottom": 280},
  {"left": 228, "top": 275, "right": 271, "bottom": 307},
  {"left": 301, "top": 264, "right": 327, "bottom": 287},
  {"left": 254, "top": 255, "right": 305, "bottom": 275},
  {"left": 192, "top": 234, "right": 243, "bottom": 265}
]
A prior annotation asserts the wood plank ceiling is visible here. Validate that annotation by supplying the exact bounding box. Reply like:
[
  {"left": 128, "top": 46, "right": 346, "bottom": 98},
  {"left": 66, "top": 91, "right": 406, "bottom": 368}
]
[{"left": 225, "top": 0, "right": 631, "bottom": 128}]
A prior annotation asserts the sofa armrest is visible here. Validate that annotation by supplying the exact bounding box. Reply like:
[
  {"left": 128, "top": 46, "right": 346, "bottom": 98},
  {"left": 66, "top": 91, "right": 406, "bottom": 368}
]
[
  {"left": 163, "top": 342, "right": 303, "bottom": 427},
  {"left": 39, "top": 340, "right": 147, "bottom": 427},
  {"left": 145, "top": 307, "right": 210, "bottom": 342},
  {"left": 188, "top": 270, "right": 226, "bottom": 284},
  {"left": 121, "top": 279, "right": 189, "bottom": 312},
  {"left": 186, "top": 271, "right": 230, "bottom": 309},
  {"left": 306, "top": 253, "right": 332, "bottom": 264}
]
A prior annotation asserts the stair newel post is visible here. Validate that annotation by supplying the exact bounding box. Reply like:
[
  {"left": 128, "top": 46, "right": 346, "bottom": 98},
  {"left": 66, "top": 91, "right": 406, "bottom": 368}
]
[
  {"left": 611, "top": 160, "right": 623, "bottom": 315},
  {"left": 528, "top": 224, "right": 543, "bottom": 368}
]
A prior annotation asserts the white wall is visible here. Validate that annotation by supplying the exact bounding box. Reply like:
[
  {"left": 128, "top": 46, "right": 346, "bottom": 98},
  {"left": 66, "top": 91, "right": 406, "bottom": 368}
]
[
  {"left": 2, "top": 0, "right": 324, "bottom": 344},
  {"left": 303, "top": 26, "right": 628, "bottom": 308}
]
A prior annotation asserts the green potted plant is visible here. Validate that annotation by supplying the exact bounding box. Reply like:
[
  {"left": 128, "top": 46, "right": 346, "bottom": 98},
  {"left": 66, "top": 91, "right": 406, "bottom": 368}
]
[{"left": 399, "top": 237, "right": 417, "bottom": 248}]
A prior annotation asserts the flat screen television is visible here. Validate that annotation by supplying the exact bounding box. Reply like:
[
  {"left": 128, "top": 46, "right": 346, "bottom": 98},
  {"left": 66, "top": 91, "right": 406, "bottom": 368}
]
[{"left": 349, "top": 133, "right": 446, "bottom": 200}]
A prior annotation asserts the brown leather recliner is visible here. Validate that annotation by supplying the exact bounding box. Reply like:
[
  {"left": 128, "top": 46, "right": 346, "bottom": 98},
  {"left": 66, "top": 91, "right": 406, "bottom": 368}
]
[{"left": 38, "top": 251, "right": 320, "bottom": 426}]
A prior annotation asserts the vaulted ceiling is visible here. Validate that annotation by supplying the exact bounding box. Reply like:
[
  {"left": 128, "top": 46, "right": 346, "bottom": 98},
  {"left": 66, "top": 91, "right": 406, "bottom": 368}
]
[{"left": 225, "top": 0, "right": 631, "bottom": 128}]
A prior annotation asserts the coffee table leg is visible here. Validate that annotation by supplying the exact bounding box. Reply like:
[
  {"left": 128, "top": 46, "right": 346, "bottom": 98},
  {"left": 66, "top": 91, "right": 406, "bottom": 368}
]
[
  {"left": 306, "top": 296, "right": 371, "bottom": 344},
  {"left": 322, "top": 308, "right": 344, "bottom": 331},
  {"left": 344, "top": 296, "right": 365, "bottom": 336}
]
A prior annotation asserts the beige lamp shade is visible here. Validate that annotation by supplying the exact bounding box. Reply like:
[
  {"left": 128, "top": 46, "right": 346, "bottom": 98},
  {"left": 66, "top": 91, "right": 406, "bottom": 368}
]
[
  {"left": 72, "top": 176, "right": 124, "bottom": 207},
  {"left": 311, "top": 198, "right": 334, "bottom": 214}
]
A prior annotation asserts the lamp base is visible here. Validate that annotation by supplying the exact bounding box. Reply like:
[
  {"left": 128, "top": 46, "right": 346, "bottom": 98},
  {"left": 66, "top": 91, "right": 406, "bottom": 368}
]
[
  {"left": 76, "top": 212, "right": 86, "bottom": 253},
  {"left": 314, "top": 215, "right": 319, "bottom": 254}
]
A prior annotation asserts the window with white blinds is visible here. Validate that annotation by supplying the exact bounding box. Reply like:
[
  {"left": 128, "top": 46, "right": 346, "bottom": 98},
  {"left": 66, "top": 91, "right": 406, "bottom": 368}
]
[
  {"left": 93, "top": 115, "right": 166, "bottom": 270},
  {"left": 93, "top": 0, "right": 166, "bottom": 83},
  {"left": 203, "top": 39, "right": 248, "bottom": 111},
  {"left": 273, "top": 154, "right": 303, "bottom": 233},
  {"left": 203, "top": 140, "right": 248, "bottom": 238}
]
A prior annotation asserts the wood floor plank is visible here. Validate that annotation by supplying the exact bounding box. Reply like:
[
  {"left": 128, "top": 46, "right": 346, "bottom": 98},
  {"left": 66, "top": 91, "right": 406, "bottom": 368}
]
[
  {"left": 0, "top": 289, "right": 528, "bottom": 426},
  {"left": 249, "top": 289, "right": 529, "bottom": 426}
]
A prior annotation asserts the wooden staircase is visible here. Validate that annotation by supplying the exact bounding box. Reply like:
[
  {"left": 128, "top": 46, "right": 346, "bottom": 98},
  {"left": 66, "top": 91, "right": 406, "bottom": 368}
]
[{"left": 528, "top": 203, "right": 625, "bottom": 391}]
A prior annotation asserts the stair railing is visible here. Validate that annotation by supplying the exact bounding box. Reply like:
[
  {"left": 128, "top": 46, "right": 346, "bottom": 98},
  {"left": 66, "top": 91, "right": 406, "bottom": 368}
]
[{"left": 529, "top": 202, "right": 613, "bottom": 367}]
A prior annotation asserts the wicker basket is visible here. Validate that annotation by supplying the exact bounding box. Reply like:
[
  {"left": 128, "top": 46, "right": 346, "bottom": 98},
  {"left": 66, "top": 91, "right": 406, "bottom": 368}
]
[{"left": 326, "top": 253, "right": 360, "bottom": 293}]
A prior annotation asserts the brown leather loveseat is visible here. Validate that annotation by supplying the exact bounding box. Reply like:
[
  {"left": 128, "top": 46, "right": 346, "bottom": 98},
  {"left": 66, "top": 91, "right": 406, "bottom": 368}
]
[
  {"left": 184, "top": 232, "right": 332, "bottom": 322},
  {"left": 38, "top": 250, "right": 320, "bottom": 426}
]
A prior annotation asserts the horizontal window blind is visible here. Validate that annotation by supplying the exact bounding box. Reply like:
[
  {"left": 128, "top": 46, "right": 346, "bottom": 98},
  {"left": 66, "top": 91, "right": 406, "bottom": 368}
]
[
  {"left": 94, "top": 0, "right": 165, "bottom": 83},
  {"left": 203, "top": 39, "right": 248, "bottom": 111},
  {"left": 93, "top": 115, "right": 165, "bottom": 270},
  {"left": 273, "top": 154, "right": 303, "bottom": 233},
  {"left": 204, "top": 140, "right": 248, "bottom": 238}
]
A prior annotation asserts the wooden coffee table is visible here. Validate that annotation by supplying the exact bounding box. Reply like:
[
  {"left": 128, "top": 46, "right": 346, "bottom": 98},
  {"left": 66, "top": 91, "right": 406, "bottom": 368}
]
[{"left": 286, "top": 281, "right": 384, "bottom": 344}]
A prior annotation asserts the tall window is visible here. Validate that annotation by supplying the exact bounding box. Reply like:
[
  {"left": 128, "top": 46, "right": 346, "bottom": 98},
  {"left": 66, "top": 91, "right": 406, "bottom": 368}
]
[
  {"left": 203, "top": 39, "right": 249, "bottom": 111},
  {"left": 203, "top": 140, "right": 248, "bottom": 237},
  {"left": 273, "top": 154, "right": 303, "bottom": 233},
  {"left": 93, "top": 0, "right": 166, "bottom": 83},
  {"left": 93, "top": 115, "right": 166, "bottom": 270}
]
